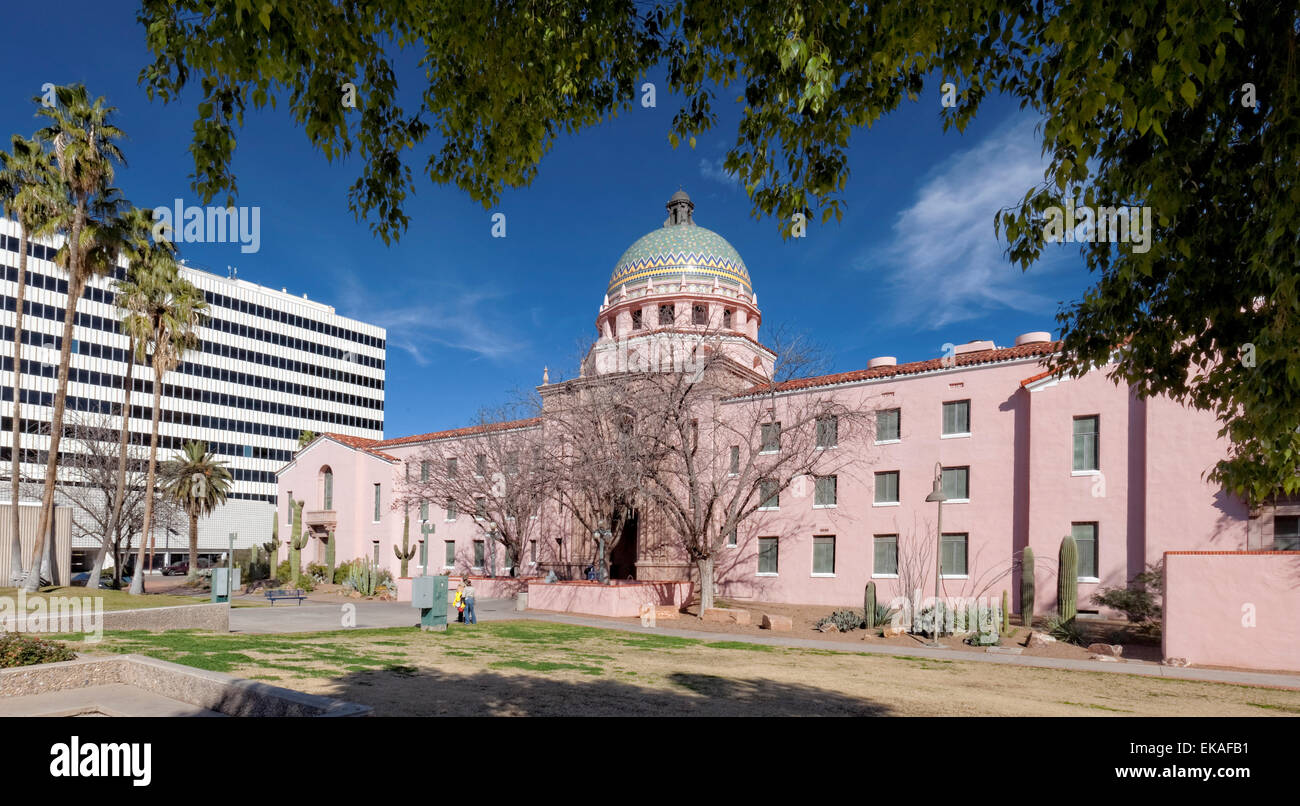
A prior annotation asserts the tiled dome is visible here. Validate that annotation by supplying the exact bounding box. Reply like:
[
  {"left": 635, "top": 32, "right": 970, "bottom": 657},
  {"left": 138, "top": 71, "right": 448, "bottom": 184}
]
[{"left": 607, "top": 192, "right": 752, "bottom": 297}]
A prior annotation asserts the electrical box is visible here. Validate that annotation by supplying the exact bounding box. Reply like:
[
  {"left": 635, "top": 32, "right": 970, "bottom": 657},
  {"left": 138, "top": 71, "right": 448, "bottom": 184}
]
[
  {"left": 211, "top": 568, "right": 231, "bottom": 604},
  {"left": 411, "top": 575, "right": 448, "bottom": 631}
]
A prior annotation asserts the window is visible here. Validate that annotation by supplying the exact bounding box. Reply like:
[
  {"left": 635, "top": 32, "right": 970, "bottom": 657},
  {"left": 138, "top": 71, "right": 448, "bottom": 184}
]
[
  {"left": 816, "top": 416, "right": 838, "bottom": 448},
  {"left": 942, "top": 400, "right": 970, "bottom": 435},
  {"left": 729, "top": 445, "right": 739, "bottom": 475},
  {"left": 873, "top": 535, "right": 899, "bottom": 576},
  {"left": 475, "top": 454, "right": 486, "bottom": 476},
  {"left": 940, "top": 533, "right": 968, "bottom": 576},
  {"left": 530, "top": 539, "right": 538, "bottom": 564},
  {"left": 759, "top": 480, "right": 779, "bottom": 510},
  {"left": 874, "top": 471, "right": 900, "bottom": 504},
  {"left": 723, "top": 308, "right": 733, "bottom": 329},
  {"left": 446, "top": 500, "right": 458, "bottom": 521},
  {"left": 444, "top": 540, "right": 456, "bottom": 567},
  {"left": 474, "top": 496, "right": 486, "bottom": 518},
  {"left": 632, "top": 309, "right": 643, "bottom": 330},
  {"left": 421, "top": 460, "right": 430, "bottom": 482},
  {"left": 725, "top": 527, "right": 737, "bottom": 547},
  {"left": 1073, "top": 415, "right": 1099, "bottom": 472},
  {"left": 322, "top": 472, "right": 332, "bottom": 510},
  {"left": 814, "top": 475, "right": 837, "bottom": 507},
  {"left": 691, "top": 304, "right": 707, "bottom": 325},
  {"left": 373, "top": 484, "right": 381, "bottom": 522},
  {"left": 658, "top": 304, "right": 674, "bottom": 325},
  {"left": 420, "top": 501, "right": 429, "bottom": 521},
  {"left": 760, "top": 422, "right": 781, "bottom": 453},
  {"left": 813, "top": 536, "right": 836, "bottom": 575},
  {"left": 506, "top": 451, "right": 519, "bottom": 476},
  {"left": 473, "top": 540, "right": 485, "bottom": 569},
  {"left": 877, "top": 408, "right": 901, "bottom": 442},
  {"left": 1276, "top": 516, "right": 1300, "bottom": 551},
  {"left": 447, "top": 457, "right": 458, "bottom": 476},
  {"left": 286, "top": 491, "right": 292, "bottom": 520},
  {"left": 1073, "top": 522, "right": 1099, "bottom": 578},
  {"left": 941, "top": 466, "right": 969, "bottom": 501},
  {"left": 758, "top": 537, "right": 779, "bottom": 575}
]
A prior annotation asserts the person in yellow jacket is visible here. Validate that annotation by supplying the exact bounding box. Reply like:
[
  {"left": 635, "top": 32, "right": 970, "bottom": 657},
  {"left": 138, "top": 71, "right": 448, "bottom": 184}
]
[{"left": 454, "top": 578, "right": 466, "bottom": 623}]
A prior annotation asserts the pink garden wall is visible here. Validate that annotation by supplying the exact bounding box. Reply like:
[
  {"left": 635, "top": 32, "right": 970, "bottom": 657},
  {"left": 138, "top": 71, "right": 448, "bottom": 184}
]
[{"left": 1163, "top": 551, "right": 1300, "bottom": 672}]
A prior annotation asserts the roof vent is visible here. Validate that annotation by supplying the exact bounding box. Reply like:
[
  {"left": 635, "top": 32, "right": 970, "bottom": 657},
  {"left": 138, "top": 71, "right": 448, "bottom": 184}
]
[
  {"left": 953, "top": 340, "right": 996, "bottom": 355},
  {"left": 867, "top": 356, "right": 897, "bottom": 368},
  {"left": 1015, "top": 331, "right": 1053, "bottom": 346}
]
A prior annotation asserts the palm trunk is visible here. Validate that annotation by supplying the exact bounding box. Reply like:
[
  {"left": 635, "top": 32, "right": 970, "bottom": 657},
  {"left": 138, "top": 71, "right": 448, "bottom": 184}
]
[
  {"left": 129, "top": 360, "right": 163, "bottom": 595},
  {"left": 9, "top": 228, "right": 29, "bottom": 584},
  {"left": 90, "top": 335, "right": 136, "bottom": 591},
  {"left": 187, "top": 510, "right": 198, "bottom": 580},
  {"left": 25, "top": 202, "right": 85, "bottom": 592},
  {"left": 697, "top": 555, "right": 715, "bottom": 614}
]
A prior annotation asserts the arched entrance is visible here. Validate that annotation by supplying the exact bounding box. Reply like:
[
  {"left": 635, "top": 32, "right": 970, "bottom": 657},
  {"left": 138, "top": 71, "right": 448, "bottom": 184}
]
[{"left": 609, "top": 510, "right": 639, "bottom": 580}]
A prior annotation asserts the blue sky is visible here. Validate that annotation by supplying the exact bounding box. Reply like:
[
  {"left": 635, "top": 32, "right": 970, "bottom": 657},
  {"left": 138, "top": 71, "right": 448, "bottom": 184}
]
[{"left": 0, "top": 3, "right": 1092, "bottom": 440}]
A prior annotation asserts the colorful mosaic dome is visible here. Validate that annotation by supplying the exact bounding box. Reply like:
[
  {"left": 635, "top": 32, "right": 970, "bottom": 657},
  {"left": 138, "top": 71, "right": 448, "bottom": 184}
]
[{"left": 607, "top": 191, "right": 752, "bottom": 296}]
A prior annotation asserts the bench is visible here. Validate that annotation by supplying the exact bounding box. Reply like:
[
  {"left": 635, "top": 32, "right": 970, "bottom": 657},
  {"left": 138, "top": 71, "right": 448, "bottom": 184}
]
[{"left": 264, "top": 588, "right": 307, "bottom": 605}]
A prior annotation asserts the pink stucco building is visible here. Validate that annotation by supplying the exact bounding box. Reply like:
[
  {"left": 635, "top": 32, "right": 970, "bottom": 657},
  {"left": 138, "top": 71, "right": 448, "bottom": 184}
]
[{"left": 276, "top": 190, "right": 1290, "bottom": 619}]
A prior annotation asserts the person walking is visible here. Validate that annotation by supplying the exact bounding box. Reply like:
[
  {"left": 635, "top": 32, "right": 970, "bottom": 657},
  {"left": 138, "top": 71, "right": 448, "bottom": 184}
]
[
  {"left": 454, "top": 577, "right": 467, "bottom": 623},
  {"left": 464, "top": 578, "right": 477, "bottom": 624}
]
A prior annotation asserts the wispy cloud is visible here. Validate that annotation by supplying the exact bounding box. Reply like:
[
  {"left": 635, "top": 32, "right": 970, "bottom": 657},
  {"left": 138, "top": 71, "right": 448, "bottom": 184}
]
[
  {"left": 698, "top": 154, "right": 741, "bottom": 188},
  {"left": 332, "top": 273, "right": 525, "bottom": 365},
  {"left": 859, "top": 116, "right": 1067, "bottom": 328}
]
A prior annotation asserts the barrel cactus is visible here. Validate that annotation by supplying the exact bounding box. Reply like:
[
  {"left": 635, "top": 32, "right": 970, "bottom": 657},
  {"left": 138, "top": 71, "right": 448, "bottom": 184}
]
[
  {"left": 395, "top": 514, "right": 417, "bottom": 577},
  {"left": 1021, "top": 547, "right": 1036, "bottom": 628},
  {"left": 1058, "top": 534, "right": 1078, "bottom": 621},
  {"left": 863, "top": 581, "right": 878, "bottom": 628}
]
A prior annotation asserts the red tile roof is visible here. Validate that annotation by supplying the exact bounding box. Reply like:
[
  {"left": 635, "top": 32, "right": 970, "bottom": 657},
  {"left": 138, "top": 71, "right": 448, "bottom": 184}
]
[
  {"left": 319, "top": 432, "right": 400, "bottom": 462},
  {"left": 373, "top": 417, "right": 543, "bottom": 448},
  {"left": 731, "top": 341, "right": 1061, "bottom": 397}
]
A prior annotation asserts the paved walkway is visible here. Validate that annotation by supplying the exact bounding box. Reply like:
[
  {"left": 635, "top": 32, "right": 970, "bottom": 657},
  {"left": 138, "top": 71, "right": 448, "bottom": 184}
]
[
  {"left": 0, "top": 684, "right": 222, "bottom": 717},
  {"left": 228, "top": 598, "right": 1300, "bottom": 691}
]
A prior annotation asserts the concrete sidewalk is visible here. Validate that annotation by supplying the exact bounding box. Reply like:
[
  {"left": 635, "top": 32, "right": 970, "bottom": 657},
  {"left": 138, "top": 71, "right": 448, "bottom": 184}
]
[{"left": 228, "top": 598, "right": 1300, "bottom": 691}]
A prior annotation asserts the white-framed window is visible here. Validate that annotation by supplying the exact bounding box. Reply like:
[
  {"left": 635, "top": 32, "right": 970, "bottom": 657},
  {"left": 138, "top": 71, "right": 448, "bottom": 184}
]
[
  {"left": 876, "top": 408, "right": 901, "bottom": 442},
  {"left": 530, "top": 539, "right": 538, "bottom": 564},
  {"left": 759, "top": 479, "right": 779, "bottom": 510},
  {"left": 940, "top": 533, "right": 968, "bottom": 577},
  {"left": 420, "top": 460, "right": 430, "bottom": 482},
  {"left": 1276, "top": 515, "right": 1300, "bottom": 551},
  {"left": 1073, "top": 415, "right": 1100, "bottom": 472},
  {"left": 472, "top": 539, "right": 485, "bottom": 569},
  {"left": 874, "top": 471, "right": 900, "bottom": 505},
  {"left": 941, "top": 466, "right": 970, "bottom": 501},
  {"left": 760, "top": 422, "right": 781, "bottom": 454},
  {"left": 942, "top": 399, "right": 971, "bottom": 436},
  {"left": 814, "top": 475, "right": 837, "bottom": 507},
  {"left": 444, "top": 540, "right": 456, "bottom": 568},
  {"left": 816, "top": 416, "right": 838, "bottom": 448},
  {"left": 757, "top": 536, "right": 779, "bottom": 575},
  {"left": 1073, "top": 522, "right": 1099, "bottom": 579},
  {"left": 873, "top": 535, "right": 899, "bottom": 577},
  {"left": 812, "top": 535, "right": 836, "bottom": 576},
  {"left": 446, "top": 499, "right": 458, "bottom": 521}
]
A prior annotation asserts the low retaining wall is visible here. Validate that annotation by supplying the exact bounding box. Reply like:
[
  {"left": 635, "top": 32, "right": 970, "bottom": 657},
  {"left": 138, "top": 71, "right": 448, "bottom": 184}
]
[
  {"left": 2, "top": 602, "right": 229, "bottom": 634},
  {"left": 526, "top": 580, "right": 694, "bottom": 618},
  {"left": 395, "top": 575, "right": 534, "bottom": 603},
  {"left": 1163, "top": 551, "right": 1300, "bottom": 672},
  {"left": 0, "top": 654, "right": 370, "bottom": 716}
]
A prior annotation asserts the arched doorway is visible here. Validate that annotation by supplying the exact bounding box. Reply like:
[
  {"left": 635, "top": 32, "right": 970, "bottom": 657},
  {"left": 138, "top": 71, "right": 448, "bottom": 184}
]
[{"left": 609, "top": 510, "right": 639, "bottom": 580}]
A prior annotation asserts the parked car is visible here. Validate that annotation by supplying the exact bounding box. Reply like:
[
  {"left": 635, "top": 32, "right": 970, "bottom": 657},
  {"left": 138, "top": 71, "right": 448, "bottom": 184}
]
[{"left": 162, "top": 561, "right": 189, "bottom": 576}]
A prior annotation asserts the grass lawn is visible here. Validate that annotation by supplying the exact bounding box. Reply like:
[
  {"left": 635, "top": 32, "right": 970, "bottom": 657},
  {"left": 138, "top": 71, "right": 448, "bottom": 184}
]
[
  {"left": 0, "top": 586, "right": 263, "bottom": 611},
  {"left": 58, "top": 621, "right": 1300, "bottom": 717}
]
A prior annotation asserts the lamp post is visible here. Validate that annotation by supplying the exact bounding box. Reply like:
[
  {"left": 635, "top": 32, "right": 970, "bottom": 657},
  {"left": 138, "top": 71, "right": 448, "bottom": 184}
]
[{"left": 924, "top": 462, "right": 947, "bottom": 647}]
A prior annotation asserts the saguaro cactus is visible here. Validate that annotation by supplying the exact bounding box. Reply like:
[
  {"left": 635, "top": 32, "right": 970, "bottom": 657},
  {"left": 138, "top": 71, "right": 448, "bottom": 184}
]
[
  {"left": 395, "top": 514, "right": 417, "bottom": 577},
  {"left": 325, "top": 528, "right": 336, "bottom": 583},
  {"left": 1001, "top": 590, "right": 1010, "bottom": 633},
  {"left": 1021, "top": 548, "right": 1036, "bottom": 628},
  {"left": 863, "top": 581, "right": 878, "bottom": 628},
  {"left": 1058, "top": 535, "right": 1078, "bottom": 621},
  {"left": 289, "top": 500, "right": 308, "bottom": 587}
]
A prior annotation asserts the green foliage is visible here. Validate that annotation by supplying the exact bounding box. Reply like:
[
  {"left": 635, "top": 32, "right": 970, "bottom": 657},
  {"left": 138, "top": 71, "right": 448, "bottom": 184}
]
[
  {"left": 1020, "top": 548, "right": 1036, "bottom": 628},
  {"left": 1058, "top": 535, "right": 1078, "bottom": 621},
  {"left": 0, "top": 633, "right": 76, "bottom": 668},
  {"left": 138, "top": 2, "right": 1300, "bottom": 499},
  {"left": 325, "top": 530, "right": 336, "bottom": 583},
  {"left": 814, "top": 609, "right": 864, "bottom": 632},
  {"left": 1046, "top": 616, "right": 1087, "bottom": 647},
  {"left": 275, "top": 559, "right": 314, "bottom": 592},
  {"left": 345, "top": 558, "right": 381, "bottom": 597},
  {"left": 1092, "top": 561, "right": 1164, "bottom": 633}
]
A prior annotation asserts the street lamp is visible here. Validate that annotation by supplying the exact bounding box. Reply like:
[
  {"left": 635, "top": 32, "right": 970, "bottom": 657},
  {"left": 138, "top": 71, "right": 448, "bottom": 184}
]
[{"left": 924, "top": 461, "right": 948, "bottom": 647}]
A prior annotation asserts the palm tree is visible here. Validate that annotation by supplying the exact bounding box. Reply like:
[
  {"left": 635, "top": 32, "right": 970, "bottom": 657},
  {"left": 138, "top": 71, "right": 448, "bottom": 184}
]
[
  {"left": 24, "top": 84, "right": 126, "bottom": 591},
  {"left": 0, "top": 135, "right": 61, "bottom": 585},
  {"left": 127, "top": 268, "right": 207, "bottom": 595},
  {"left": 88, "top": 207, "right": 173, "bottom": 590},
  {"left": 161, "top": 441, "right": 231, "bottom": 582}
]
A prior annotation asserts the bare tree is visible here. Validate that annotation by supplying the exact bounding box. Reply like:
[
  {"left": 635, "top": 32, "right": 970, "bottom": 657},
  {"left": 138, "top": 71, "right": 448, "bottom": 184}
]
[{"left": 395, "top": 405, "right": 549, "bottom": 576}]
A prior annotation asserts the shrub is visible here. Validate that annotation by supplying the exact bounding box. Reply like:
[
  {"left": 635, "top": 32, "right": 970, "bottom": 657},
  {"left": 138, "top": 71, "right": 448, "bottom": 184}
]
[
  {"left": 814, "top": 609, "right": 865, "bottom": 632},
  {"left": 334, "top": 559, "right": 358, "bottom": 585},
  {"left": 305, "top": 562, "right": 328, "bottom": 583},
  {"left": 1092, "top": 561, "right": 1163, "bottom": 633},
  {"left": 275, "top": 559, "right": 315, "bottom": 592},
  {"left": 1046, "top": 615, "right": 1087, "bottom": 646},
  {"left": 0, "top": 633, "right": 76, "bottom": 668}
]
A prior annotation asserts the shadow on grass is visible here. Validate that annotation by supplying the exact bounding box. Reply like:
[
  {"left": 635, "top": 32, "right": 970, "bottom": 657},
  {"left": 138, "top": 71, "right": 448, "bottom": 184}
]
[{"left": 319, "top": 665, "right": 893, "bottom": 716}]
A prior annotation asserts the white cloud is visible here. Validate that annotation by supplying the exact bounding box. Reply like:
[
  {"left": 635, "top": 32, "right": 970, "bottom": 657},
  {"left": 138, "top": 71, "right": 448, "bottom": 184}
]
[
  {"left": 698, "top": 155, "right": 740, "bottom": 188},
  {"left": 859, "top": 116, "right": 1068, "bottom": 328}
]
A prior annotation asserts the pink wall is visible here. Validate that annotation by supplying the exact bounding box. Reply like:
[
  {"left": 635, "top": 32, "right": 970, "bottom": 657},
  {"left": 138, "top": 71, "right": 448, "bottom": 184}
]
[
  {"left": 526, "top": 580, "right": 694, "bottom": 618},
  {"left": 1163, "top": 551, "right": 1300, "bottom": 672}
]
